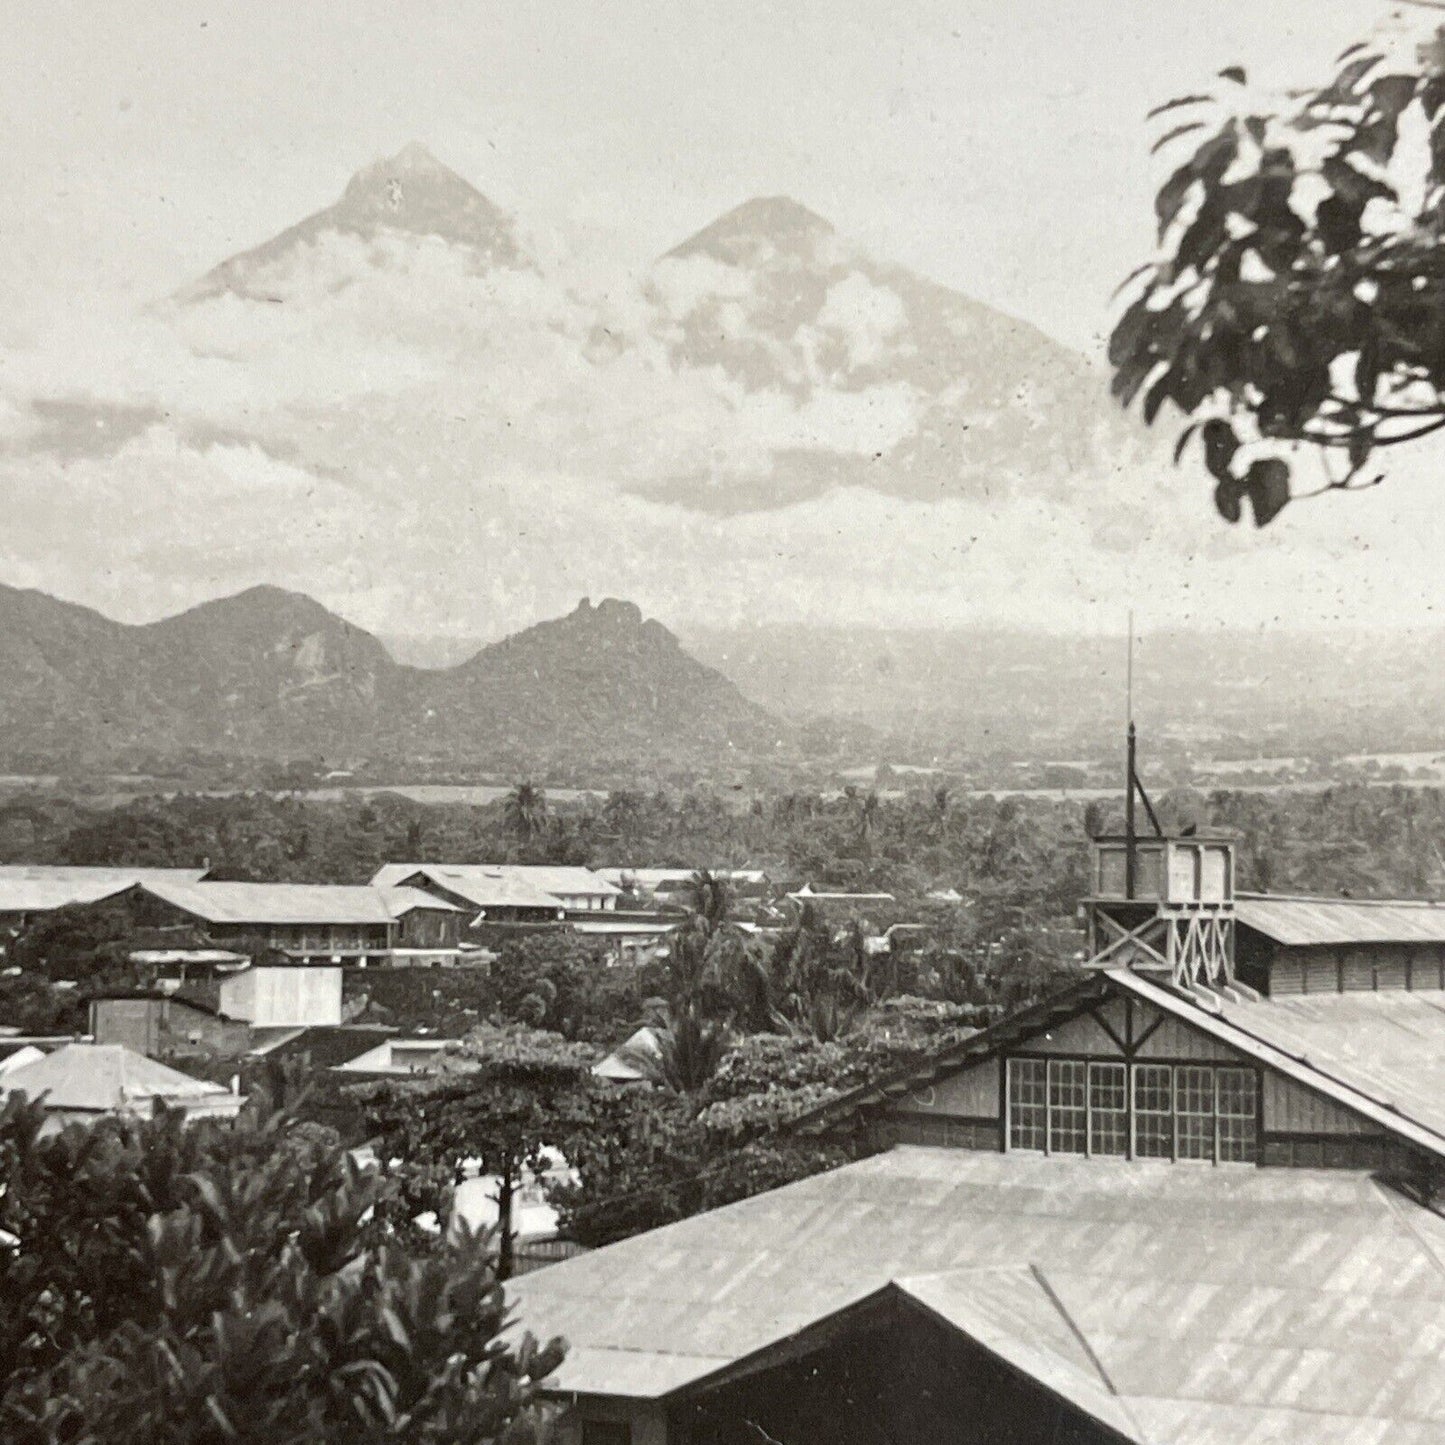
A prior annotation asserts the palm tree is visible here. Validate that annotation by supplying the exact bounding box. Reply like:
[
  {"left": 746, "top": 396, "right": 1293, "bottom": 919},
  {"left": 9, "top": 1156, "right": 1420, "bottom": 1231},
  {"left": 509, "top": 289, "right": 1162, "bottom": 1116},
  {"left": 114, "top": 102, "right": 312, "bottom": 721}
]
[
  {"left": 503, "top": 781, "right": 548, "bottom": 843},
  {"left": 615, "top": 1002, "right": 731, "bottom": 1094},
  {"left": 857, "top": 790, "right": 880, "bottom": 850},
  {"left": 659, "top": 871, "right": 772, "bottom": 1029},
  {"left": 929, "top": 785, "right": 951, "bottom": 842}
]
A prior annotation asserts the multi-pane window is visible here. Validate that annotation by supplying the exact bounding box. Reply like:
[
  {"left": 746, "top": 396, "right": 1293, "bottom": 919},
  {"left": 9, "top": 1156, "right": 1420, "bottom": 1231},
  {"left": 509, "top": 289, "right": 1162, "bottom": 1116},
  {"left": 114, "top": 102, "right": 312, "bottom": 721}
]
[
  {"left": 1132, "top": 1064, "right": 1174, "bottom": 1159},
  {"left": 1008, "top": 1056, "right": 1258, "bottom": 1164},
  {"left": 1047, "top": 1060, "right": 1088, "bottom": 1155},
  {"left": 1088, "top": 1063, "right": 1128, "bottom": 1156},
  {"left": 1007, "top": 1058, "right": 1048, "bottom": 1151},
  {"left": 1175, "top": 1065, "right": 1216, "bottom": 1161},
  {"left": 1215, "top": 1067, "right": 1258, "bottom": 1163}
]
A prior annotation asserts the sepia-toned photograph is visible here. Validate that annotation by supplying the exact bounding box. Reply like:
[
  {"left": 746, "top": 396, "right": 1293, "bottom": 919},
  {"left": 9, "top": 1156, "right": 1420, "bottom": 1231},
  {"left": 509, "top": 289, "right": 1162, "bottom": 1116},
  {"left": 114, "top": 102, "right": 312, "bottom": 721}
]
[{"left": 2, "top": 1, "right": 1444, "bottom": 1440}]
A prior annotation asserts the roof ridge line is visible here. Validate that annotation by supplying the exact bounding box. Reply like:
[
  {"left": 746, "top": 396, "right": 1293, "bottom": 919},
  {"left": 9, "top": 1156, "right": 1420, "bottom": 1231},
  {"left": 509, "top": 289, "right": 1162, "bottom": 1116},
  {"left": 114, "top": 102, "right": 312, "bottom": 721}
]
[
  {"left": 1026, "top": 1264, "right": 1123, "bottom": 1400},
  {"left": 1371, "top": 1179, "right": 1445, "bottom": 1286},
  {"left": 1239, "top": 891, "right": 1445, "bottom": 908}
]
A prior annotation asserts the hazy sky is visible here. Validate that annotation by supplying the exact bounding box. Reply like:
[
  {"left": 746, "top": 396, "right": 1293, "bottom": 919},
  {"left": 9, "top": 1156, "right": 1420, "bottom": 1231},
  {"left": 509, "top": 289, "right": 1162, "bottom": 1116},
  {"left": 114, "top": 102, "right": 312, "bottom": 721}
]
[
  {"left": 3, "top": 0, "right": 1373, "bottom": 350},
  {"left": 4, "top": 0, "right": 1444, "bottom": 642}
]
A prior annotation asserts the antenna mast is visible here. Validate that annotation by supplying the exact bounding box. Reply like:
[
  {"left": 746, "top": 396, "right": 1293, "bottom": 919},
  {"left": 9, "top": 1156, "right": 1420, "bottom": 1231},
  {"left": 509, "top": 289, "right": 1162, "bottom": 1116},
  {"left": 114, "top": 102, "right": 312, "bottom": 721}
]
[{"left": 1125, "top": 611, "right": 1136, "bottom": 901}]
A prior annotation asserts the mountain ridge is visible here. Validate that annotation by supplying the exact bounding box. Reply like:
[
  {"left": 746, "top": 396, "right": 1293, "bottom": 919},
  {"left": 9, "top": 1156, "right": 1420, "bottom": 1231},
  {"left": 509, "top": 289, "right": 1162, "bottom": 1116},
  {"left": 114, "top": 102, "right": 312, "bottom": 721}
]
[{"left": 0, "top": 584, "right": 785, "bottom": 768}]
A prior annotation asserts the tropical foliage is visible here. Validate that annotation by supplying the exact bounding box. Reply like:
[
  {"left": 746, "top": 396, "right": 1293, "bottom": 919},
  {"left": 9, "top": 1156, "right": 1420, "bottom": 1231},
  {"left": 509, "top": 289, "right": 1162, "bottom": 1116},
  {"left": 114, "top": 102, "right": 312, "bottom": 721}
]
[
  {"left": 0, "top": 1094, "right": 562, "bottom": 1444},
  {"left": 1112, "top": 21, "right": 1445, "bottom": 522}
]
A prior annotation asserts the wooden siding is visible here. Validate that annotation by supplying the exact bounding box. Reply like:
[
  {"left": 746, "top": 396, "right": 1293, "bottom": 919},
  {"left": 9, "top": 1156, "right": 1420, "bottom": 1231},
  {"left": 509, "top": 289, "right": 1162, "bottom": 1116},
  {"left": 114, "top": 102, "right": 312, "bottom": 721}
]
[
  {"left": 1131, "top": 1012, "right": 1245, "bottom": 1063},
  {"left": 1263, "top": 1071, "right": 1375, "bottom": 1137},
  {"left": 881, "top": 1114, "right": 1001, "bottom": 1151},
  {"left": 1259, "top": 942, "right": 1445, "bottom": 996},
  {"left": 1026, "top": 1010, "right": 1121, "bottom": 1057},
  {"left": 902, "top": 1060, "right": 1000, "bottom": 1118}
]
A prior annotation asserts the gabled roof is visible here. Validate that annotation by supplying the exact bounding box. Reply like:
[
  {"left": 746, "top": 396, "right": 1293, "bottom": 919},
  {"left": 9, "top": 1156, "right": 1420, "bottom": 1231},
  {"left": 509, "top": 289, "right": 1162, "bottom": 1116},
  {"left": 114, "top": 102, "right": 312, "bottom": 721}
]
[
  {"left": 0, "top": 878, "right": 134, "bottom": 914},
  {"left": 248, "top": 1025, "right": 400, "bottom": 1069},
  {"left": 795, "top": 972, "right": 1113, "bottom": 1129},
  {"left": 373, "top": 863, "right": 620, "bottom": 901},
  {"left": 376, "top": 885, "right": 463, "bottom": 918},
  {"left": 1235, "top": 892, "right": 1445, "bottom": 946},
  {"left": 0, "top": 1042, "right": 231, "bottom": 1111},
  {"left": 502, "top": 865, "right": 621, "bottom": 898},
  {"left": 509, "top": 1149, "right": 1445, "bottom": 1441},
  {"left": 788, "top": 884, "right": 896, "bottom": 903},
  {"left": 138, "top": 880, "right": 395, "bottom": 926},
  {"left": 373, "top": 865, "right": 567, "bottom": 912},
  {"left": 795, "top": 967, "right": 1445, "bottom": 1163},
  {"left": 593, "top": 1026, "right": 660, "bottom": 1082}
]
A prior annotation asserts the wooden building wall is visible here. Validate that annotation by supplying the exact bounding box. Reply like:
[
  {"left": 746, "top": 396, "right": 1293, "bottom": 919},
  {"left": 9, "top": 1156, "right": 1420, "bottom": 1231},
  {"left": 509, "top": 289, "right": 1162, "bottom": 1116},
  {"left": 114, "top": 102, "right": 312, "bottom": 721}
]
[
  {"left": 666, "top": 1305, "right": 1125, "bottom": 1445},
  {"left": 1237, "top": 933, "right": 1445, "bottom": 996},
  {"left": 875, "top": 989, "right": 1419, "bottom": 1173}
]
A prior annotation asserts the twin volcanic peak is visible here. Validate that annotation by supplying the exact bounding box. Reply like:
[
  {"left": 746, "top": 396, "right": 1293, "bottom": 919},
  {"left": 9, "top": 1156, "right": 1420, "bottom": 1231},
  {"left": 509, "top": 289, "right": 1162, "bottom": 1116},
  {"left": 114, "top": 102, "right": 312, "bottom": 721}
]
[
  {"left": 179, "top": 143, "right": 530, "bottom": 303},
  {"left": 0, "top": 584, "right": 785, "bottom": 766},
  {"left": 164, "top": 144, "right": 1140, "bottom": 515}
]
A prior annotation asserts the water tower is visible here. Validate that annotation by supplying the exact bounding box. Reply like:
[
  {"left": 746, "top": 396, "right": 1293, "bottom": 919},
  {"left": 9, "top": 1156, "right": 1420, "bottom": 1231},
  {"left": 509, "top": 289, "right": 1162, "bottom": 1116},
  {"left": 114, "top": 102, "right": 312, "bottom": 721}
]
[{"left": 1084, "top": 723, "right": 1235, "bottom": 988}]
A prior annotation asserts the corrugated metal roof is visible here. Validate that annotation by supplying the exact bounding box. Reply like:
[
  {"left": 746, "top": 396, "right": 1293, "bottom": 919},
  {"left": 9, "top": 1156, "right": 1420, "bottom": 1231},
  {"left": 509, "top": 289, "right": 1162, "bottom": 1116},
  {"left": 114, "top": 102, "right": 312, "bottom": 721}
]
[
  {"left": 502, "top": 866, "right": 620, "bottom": 898},
  {"left": 1106, "top": 969, "right": 1445, "bottom": 1158},
  {"left": 801, "top": 968, "right": 1445, "bottom": 1163},
  {"left": 508, "top": 1149, "right": 1445, "bottom": 1441},
  {"left": 139, "top": 880, "right": 396, "bottom": 926},
  {"left": 1211, "top": 987, "right": 1445, "bottom": 1144},
  {"left": 1236, "top": 892, "right": 1445, "bottom": 946},
  {"left": 0, "top": 1042, "right": 231, "bottom": 1110},
  {"left": 897, "top": 1266, "right": 1142, "bottom": 1439}
]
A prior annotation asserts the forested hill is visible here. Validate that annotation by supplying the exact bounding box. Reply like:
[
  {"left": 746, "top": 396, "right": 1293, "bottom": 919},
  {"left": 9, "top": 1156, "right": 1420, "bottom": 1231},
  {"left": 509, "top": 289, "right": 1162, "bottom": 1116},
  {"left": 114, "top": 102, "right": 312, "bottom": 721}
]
[{"left": 0, "top": 586, "right": 787, "bottom": 769}]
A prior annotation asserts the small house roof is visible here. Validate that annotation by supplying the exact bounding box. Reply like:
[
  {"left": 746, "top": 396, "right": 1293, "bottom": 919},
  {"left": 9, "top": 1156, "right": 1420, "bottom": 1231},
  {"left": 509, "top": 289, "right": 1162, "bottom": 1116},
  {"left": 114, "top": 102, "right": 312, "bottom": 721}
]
[
  {"left": 0, "top": 1042, "right": 231, "bottom": 1112},
  {"left": 374, "top": 863, "right": 620, "bottom": 901},
  {"left": 593, "top": 1026, "right": 660, "bottom": 1082},
  {"left": 787, "top": 885, "right": 896, "bottom": 903}
]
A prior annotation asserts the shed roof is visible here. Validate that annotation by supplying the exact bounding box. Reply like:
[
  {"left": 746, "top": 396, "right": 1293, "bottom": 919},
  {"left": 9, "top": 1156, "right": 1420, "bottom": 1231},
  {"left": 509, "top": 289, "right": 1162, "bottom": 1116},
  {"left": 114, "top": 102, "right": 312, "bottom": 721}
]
[
  {"left": 1235, "top": 892, "right": 1445, "bottom": 946},
  {"left": 508, "top": 1148, "right": 1445, "bottom": 1442},
  {"left": 0, "top": 1042, "right": 231, "bottom": 1111},
  {"left": 139, "top": 880, "right": 395, "bottom": 926}
]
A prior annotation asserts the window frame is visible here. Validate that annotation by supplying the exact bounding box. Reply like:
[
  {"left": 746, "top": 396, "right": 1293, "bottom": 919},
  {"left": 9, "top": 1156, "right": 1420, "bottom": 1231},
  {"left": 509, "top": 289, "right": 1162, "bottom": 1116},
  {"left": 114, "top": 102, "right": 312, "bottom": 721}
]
[{"left": 1007, "top": 1054, "right": 1258, "bottom": 1166}]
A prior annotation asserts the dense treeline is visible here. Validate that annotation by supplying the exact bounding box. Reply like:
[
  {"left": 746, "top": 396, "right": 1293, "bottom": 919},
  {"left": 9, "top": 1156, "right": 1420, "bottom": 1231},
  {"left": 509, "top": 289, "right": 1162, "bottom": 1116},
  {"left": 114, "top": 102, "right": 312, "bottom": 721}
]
[{"left": 2, "top": 779, "right": 1444, "bottom": 901}]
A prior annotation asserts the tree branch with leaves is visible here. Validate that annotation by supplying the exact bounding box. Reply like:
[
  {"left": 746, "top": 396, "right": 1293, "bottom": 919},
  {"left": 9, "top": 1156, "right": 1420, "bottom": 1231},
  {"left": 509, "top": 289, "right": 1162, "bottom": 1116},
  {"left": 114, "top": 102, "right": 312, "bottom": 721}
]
[{"left": 1112, "top": 21, "right": 1445, "bottom": 523}]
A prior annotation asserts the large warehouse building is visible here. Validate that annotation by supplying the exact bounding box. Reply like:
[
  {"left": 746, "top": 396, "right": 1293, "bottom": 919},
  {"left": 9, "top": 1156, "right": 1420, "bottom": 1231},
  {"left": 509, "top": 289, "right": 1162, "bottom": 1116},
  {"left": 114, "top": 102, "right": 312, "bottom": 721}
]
[{"left": 510, "top": 827, "right": 1445, "bottom": 1444}]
